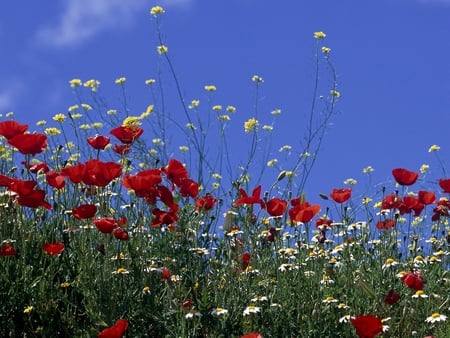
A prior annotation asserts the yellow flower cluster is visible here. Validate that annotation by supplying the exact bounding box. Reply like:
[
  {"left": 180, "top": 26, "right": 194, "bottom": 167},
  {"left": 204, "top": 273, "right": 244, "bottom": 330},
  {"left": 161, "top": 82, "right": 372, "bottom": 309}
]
[
  {"left": 69, "top": 78, "right": 82, "bottom": 87},
  {"left": 122, "top": 116, "right": 141, "bottom": 127},
  {"left": 244, "top": 118, "right": 259, "bottom": 133},
  {"left": 150, "top": 6, "right": 165, "bottom": 16},
  {"left": 115, "top": 77, "right": 126, "bottom": 85},
  {"left": 83, "top": 79, "right": 100, "bottom": 92},
  {"left": 204, "top": 85, "right": 216, "bottom": 92},
  {"left": 157, "top": 45, "right": 168, "bottom": 54},
  {"left": 53, "top": 113, "right": 66, "bottom": 123},
  {"left": 314, "top": 31, "right": 326, "bottom": 39}
]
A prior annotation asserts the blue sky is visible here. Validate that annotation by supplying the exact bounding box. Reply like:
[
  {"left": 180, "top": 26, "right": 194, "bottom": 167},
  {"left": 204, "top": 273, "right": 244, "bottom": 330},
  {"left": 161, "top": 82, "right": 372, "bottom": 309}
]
[{"left": 1, "top": 0, "right": 450, "bottom": 201}]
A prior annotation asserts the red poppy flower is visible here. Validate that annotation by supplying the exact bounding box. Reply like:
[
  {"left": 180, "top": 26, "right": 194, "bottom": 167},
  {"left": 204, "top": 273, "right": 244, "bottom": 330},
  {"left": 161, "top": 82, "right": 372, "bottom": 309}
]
[
  {"left": 9, "top": 179, "right": 37, "bottom": 196},
  {"left": 8, "top": 179, "right": 52, "bottom": 209},
  {"left": 182, "top": 299, "right": 193, "bottom": 308},
  {"left": 151, "top": 208, "right": 179, "bottom": 227},
  {"left": 155, "top": 185, "right": 179, "bottom": 211},
  {"left": 0, "top": 244, "right": 16, "bottom": 257},
  {"left": 110, "top": 125, "right": 143, "bottom": 144},
  {"left": 163, "top": 159, "right": 189, "bottom": 187},
  {"left": 46, "top": 171, "right": 66, "bottom": 189},
  {"left": 98, "top": 319, "right": 128, "bottom": 338},
  {"left": 381, "top": 194, "right": 402, "bottom": 210},
  {"left": 94, "top": 217, "right": 118, "bottom": 234},
  {"left": 330, "top": 188, "right": 352, "bottom": 203},
  {"left": 315, "top": 217, "right": 332, "bottom": 230},
  {"left": 72, "top": 204, "right": 97, "bottom": 220},
  {"left": 289, "top": 201, "right": 321, "bottom": 223},
  {"left": 241, "top": 333, "right": 263, "bottom": 338},
  {"left": 8, "top": 133, "right": 47, "bottom": 155},
  {"left": 400, "top": 196, "right": 424, "bottom": 216},
  {"left": 0, "top": 174, "right": 13, "bottom": 187},
  {"left": 401, "top": 271, "right": 424, "bottom": 291},
  {"left": 42, "top": 243, "right": 65, "bottom": 255},
  {"left": 82, "top": 159, "right": 122, "bottom": 187},
  {"left": 160, "top": 267, "right": 172, "bottom": 280},
  {"left": 234, "top": 185, "right": 264, "bottom": 207},
  {"left": 384, "top": 289, "right": 401, "bottom": 305},
  {"left": 179, "top": 178, "right": 199, "bottom": 199},
  {"left": 113, "top": 144, "right": 131, "bottom": 155},
  {"left": 113, "top": 227, "right": 129, "bottom": 241},
  {"left": 392, "top": 168, "right": 419, "bottom": 186},
  {"left": 265, "top": 197, "right": 287, "bottom": 217},
  {"left": 438, "top": 178, "right": 450, "bottom": 193},
  {"left": 0, "top": 120, "right": 28, "bottom": 140},
  {"left": 376, "top": 219, "right": 396, "bottom": 230},
  {"left": 195, "top": 193, "right": 217, "bottom": 211},
  {"left": 27, "top": 162, "right": 49, "bottom": 173},
  {"left": 351, "top": 315, "right": 383, "bottom": 338},
  {"left": 87, "top": 135, "right": 110, "bottom": 150},
  {"left": 122, "top": 169, "right": 162, "bottom": 197},
  {"left": 432, "top": 199, "right": 450, "bottom": 221},
  {"left": 242, "top": 252, "right": 251, "bottom": 270},
  {"left": 418, "top": 190, "right": 436, "bottom": 205},
  {"left": 61, "top": 163, "right": 85, "bottom": 184}
]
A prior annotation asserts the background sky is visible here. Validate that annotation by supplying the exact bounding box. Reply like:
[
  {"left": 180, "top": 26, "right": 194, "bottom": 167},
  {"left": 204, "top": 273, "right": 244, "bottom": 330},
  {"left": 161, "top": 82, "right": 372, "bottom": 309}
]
[{"left": 1, "top": 0, "right": 450, "bottom": 203}]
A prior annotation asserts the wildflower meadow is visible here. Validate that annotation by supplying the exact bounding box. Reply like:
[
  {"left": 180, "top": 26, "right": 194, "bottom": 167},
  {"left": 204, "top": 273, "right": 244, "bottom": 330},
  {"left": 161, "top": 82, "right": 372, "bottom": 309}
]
[{"left": 1, "top": 6, "right": 449, "bottom": 338}]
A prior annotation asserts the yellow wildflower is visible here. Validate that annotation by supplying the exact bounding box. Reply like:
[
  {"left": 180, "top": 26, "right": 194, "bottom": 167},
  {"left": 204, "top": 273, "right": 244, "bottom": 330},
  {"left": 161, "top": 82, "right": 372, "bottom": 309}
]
[
  {"left": 69, "top": 78, "right": 82, "bottom": 87},
  {"left": 83, "top": 79, "right": 100, "bottom": 91},
  {"left": 420, "top": 164, "right": 429, "bottom": 174},
  {"left": 330, "top": 89, "right": 341, "bottom": 98},
  {"left": 45, "top": 128, "right": 61, "bottom": 136},
  {"left": 81, "top": 103, "right": 92, "bottom": 110},
  {"left": 204, "top": 85, "right": 216, "bottom": 92},
  {"left": 179, "top": 146, "right": 189, "bottom": 153},
  {"left": 252, "top": 75, "right": 264, "bottom": 83},
  {"left": 226, "top": 105, "right": 236, "bottom": 113},
  {"left": 262, "top": 125, "right": 273, "bottom": 131},
  {"left": 212, "top": 105, "right": 222, "bottom": 111},
  {"left": 218, "top": 115, "right": 230, "bottom": 121},
  {"left": 53, "top": 113, "right": 66, "bottom": 123},
  {"left": 150, "top": 6, "right": 165, "bottom": 16},
  {"left": 115, "top": 77, "right": 126, "bottom": 84},
  {"left": 321, "top": 46, "right": 331, "bottom": 54},
  {"left": 244, "top": 118, "right": 259, "bottom": 133},
  {"left": 314, "top": 31, "right": 326, "bottom": 39},
  {"left": 145, "top": 79, "right": 156, "bottom": 85},
  {"left": 122, "top": 116, "right": 141, "bottom": 126},
  {"left": 428, "top": 144, "right": 440, "bottom": 152},
  {"left": 157, "top": 45, "right": 168, "bottom": 54}
]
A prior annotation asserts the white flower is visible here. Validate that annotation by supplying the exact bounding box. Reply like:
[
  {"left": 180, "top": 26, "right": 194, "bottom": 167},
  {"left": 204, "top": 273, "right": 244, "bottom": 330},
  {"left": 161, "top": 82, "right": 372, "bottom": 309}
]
[
  {"left": 211, "top": 307, "right": 228, "bottom": 316},
  {"left": 243, "top": 305, "right": 261, "bottom": 316},
  {"left": 425, "top": 312, "right": 447, "bottom": 323}
]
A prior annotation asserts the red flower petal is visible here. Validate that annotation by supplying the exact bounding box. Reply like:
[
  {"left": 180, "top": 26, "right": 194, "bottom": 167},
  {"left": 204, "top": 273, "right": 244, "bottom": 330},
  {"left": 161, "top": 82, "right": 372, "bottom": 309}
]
[
  {"left": 0, "top": 120, "right": 28, "bottom": 140},
  {"left": 110, "top": 125, "right": 143, "bottom": 144},
  {"left": 8, "top": 133, "right": 47, "bottom": 155},
  {"left": 98, "top": 319, "right": 128, "bottom": 338},
  {"left": 265, "top": 197, "right": 287, "bottom": 217},
  {"left": 392, "top": 168, "right": 419, "bottom": 186},
  {"left": 72, "top": 204, "right": 97, "bottom": 220},
  {"left": 330, "top": 188, "right": 352, "bottom": 203},
  {"left": 351, "top": 315, "right": 383, "bottom": 338},
  {"left": 87, "top": 135, "right": 110, "bottom": 150},
  {"left": 42, "top": 243, "right": 65, "bottom": 255},
  {"left": 0, "top": 244, "right": 16, "bottom": 257}
]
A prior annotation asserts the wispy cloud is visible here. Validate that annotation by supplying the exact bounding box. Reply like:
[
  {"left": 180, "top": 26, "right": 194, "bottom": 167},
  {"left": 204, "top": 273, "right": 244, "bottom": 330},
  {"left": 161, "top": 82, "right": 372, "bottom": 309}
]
[
  {"left": 35, "top": 0, "right": 147, "bottom": 48},
  {"left": 0, "top": 82, "right": 23, "bottom": 112}
]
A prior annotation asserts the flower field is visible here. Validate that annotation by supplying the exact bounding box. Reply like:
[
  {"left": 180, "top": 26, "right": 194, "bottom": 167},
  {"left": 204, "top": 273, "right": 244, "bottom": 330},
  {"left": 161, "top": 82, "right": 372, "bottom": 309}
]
[{"left": 0, "top": 6, "right": 449, "bottom": 338}]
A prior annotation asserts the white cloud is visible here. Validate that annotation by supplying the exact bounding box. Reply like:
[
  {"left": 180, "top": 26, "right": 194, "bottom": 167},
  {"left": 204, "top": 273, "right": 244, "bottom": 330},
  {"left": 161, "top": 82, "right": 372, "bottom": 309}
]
[{"left": 35, "top": 0, "right": 147, "bottom": 47}]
